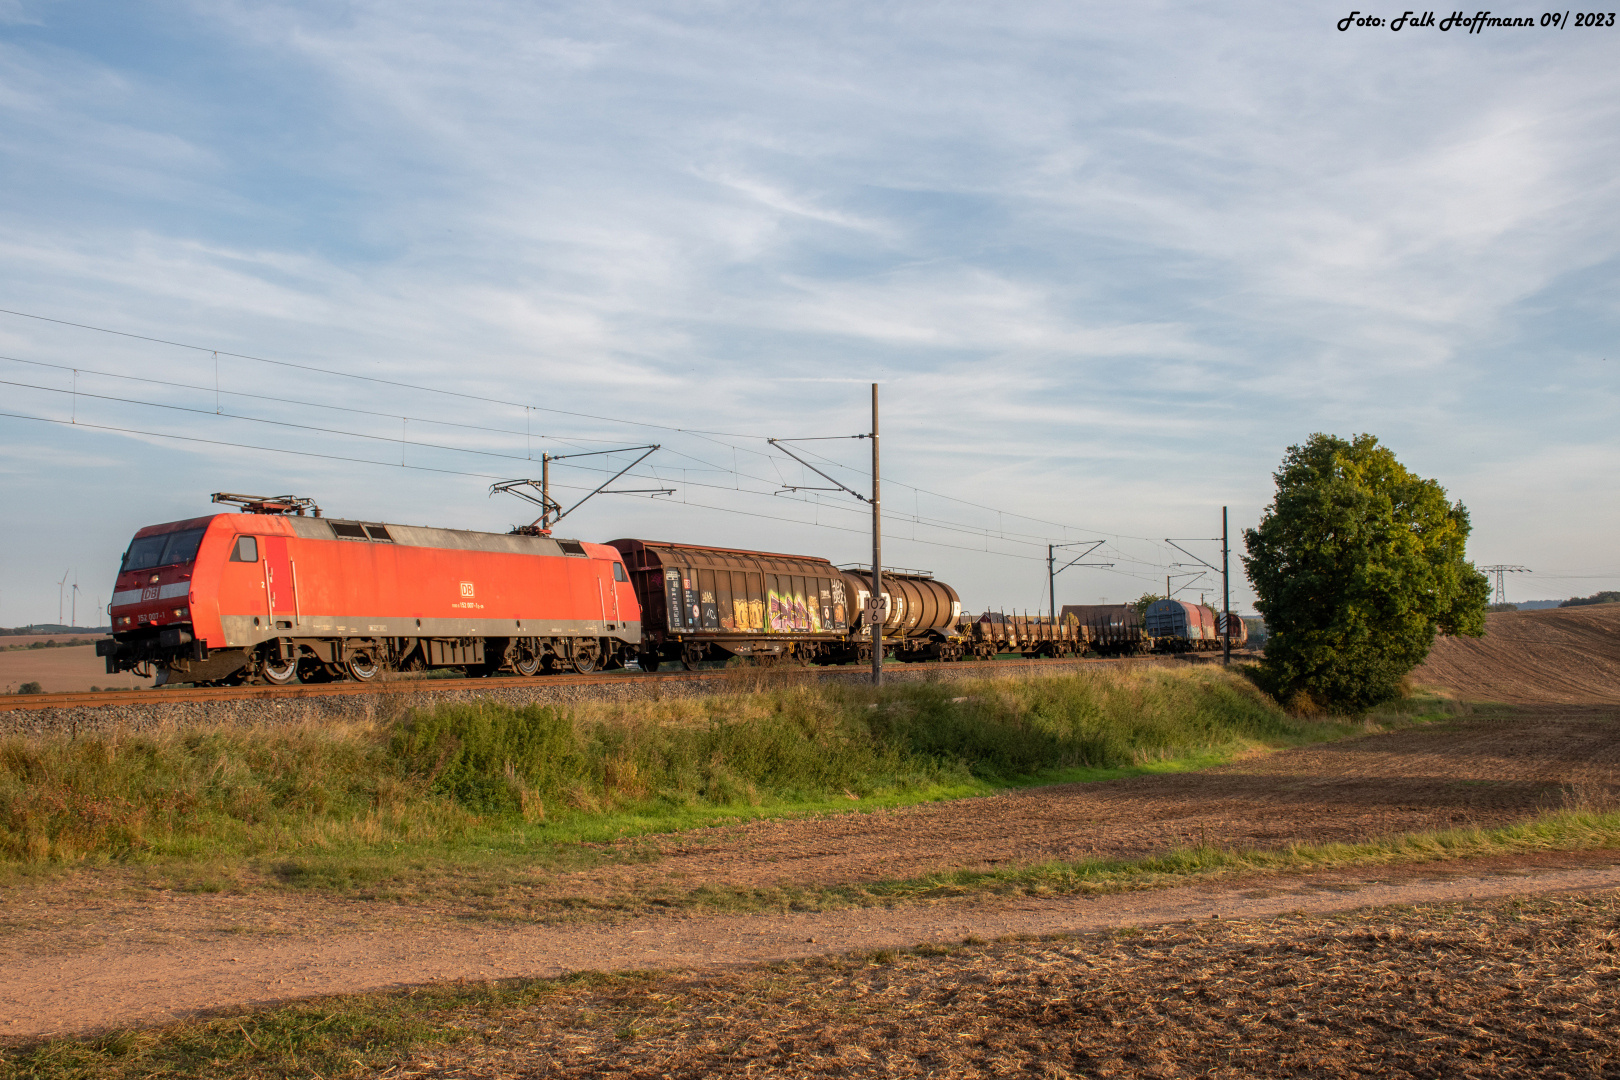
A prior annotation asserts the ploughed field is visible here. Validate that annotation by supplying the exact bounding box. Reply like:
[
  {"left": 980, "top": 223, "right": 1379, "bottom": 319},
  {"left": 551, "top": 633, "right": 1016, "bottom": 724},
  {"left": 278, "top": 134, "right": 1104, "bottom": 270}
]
[
  {"left": 1414, "top": 602, "right": 1620, "bottom": 705},
  {"left": 282, "top": 890, "right": 1620, "bottom": 1079},
  {"left": 0, "top": 641, "right": 150, "bottom": 694},
  {"left": 521, "top": 704, "right": 1620, "bottom": 903}
]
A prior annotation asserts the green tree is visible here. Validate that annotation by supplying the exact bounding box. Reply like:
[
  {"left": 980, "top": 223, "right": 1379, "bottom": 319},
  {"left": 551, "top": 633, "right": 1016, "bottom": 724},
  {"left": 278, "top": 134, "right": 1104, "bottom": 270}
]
[
  {"left": 1130, "top": 592, "right": 1164, "bottom": 617},
  {"left": 1242, "top": 433, "right": 1489, "bottom": 711}
]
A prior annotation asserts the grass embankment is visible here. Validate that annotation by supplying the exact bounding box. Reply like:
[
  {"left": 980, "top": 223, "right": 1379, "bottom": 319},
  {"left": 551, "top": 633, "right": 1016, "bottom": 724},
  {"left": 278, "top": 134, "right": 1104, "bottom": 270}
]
[{"left": 3, "top": 666, "right": 1345, "bottom": 880}]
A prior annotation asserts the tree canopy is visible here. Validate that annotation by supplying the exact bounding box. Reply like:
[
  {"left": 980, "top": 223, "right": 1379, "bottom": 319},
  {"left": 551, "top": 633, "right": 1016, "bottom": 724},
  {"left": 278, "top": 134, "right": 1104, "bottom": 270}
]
[
  {"left": 1560, "top": 591, "right": 1620, "bottom": 608},
  {"left": 1242, "top": 433, "right": 1489, "bottom": 711}
]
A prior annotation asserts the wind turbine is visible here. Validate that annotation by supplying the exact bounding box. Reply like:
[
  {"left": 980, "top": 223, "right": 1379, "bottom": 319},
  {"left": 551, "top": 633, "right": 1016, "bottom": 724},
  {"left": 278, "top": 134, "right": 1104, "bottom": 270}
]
[
  {"left": 71, "top": 578, "right": 80, "bottom": 629},
  {"left": 57, "top": 569, "right": 70, "bottom": 627}
]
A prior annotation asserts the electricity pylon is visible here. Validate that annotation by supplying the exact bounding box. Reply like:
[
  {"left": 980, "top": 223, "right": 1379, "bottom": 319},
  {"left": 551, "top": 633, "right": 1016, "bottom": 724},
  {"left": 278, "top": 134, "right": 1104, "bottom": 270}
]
[{"left": 1479, "top": 564, "right": 1531, "bottom": 605}]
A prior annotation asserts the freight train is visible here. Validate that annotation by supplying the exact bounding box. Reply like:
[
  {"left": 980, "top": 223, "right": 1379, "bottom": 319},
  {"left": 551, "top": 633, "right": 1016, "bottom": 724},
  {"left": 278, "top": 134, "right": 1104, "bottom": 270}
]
[{"left": 98, "top": 496, "right": 1243, "bottom": 686}]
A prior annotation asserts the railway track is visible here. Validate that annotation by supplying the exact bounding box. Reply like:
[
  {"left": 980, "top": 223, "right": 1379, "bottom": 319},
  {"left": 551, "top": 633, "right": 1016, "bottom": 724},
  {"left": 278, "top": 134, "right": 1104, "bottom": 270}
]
[{"left": 0, "top": 654, "right": 1171, "bottom": 713}]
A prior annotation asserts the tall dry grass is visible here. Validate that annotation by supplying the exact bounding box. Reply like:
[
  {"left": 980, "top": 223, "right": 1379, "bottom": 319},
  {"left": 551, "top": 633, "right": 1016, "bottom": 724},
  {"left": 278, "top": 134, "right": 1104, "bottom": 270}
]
[{"left": 1, "top": 665, "right": 1313, "bottom": 865}]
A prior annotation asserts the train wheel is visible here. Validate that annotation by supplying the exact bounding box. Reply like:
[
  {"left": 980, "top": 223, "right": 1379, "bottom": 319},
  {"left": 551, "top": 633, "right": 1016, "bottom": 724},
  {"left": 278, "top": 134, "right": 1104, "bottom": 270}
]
[
  {"left": 514, "top": 653, "right": 542, "bottom": 677},
  {"left": 636, "top": 651, "right": 661, "bottom": 672},
  {"left": 261, "top": 656, "right": 299, "bottom": 685},
  {"left": 572, "top": 641, "right": 600, "bottom": 674},
  {"left": 347, "top": 652, "right": 380, "bottom": 681}
]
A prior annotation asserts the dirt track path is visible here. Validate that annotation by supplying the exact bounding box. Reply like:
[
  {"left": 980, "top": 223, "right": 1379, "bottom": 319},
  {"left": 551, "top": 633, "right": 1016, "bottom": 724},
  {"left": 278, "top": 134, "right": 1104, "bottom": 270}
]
[
  {"left": 565, "top": 704, "right": 1619, "bottom": 895},
  {"left": 4, "top": 702, "right": 1618, "bottom": 1040},
  {"left": 4, "top": 854, "right": 1618, "bottom": 1041}
]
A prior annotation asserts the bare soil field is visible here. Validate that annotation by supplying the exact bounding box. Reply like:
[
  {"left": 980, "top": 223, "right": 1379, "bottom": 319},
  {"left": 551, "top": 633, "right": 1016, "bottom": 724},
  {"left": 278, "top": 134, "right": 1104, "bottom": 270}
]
[
  {"left": 1414, "top": 602, "right": 1620, "bottom": 704},
  {"left": 354, "top": 886, "right": 1620, "bottom": 1079},
  {"left": 0, "top": 643, "right": 151, "bottom": 694},
  {"left": 477, "top": 703, "right": 1620, "bottom": 903},
  {"left": 3, "top": 703, "right": 1617, "bottom": 1041},
  {"left": 2, "top": 855, "right": 1617, "bottom": 1051}
]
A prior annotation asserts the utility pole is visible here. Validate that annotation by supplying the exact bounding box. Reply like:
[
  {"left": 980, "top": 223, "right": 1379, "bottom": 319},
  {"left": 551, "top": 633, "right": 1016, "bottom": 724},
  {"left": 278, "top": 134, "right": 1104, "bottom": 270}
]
[
  {"left": 1048, "top": 542, "right": 1113, "bottom": 622},
  {"left": 1222, "top": 507, "right": 1231, "bottom": 665},
  {"left": 871, "top": 383, "right": 882, "bottom": 687},
  {"left": 765, "top": 390, "right": 884, "bottom": 685},
  {"left": 1166, "top": 520, "right": 1231, "bottom": 660},
  {"left": 1479, "top": 565, "right": 1531, "bottom": 605}
]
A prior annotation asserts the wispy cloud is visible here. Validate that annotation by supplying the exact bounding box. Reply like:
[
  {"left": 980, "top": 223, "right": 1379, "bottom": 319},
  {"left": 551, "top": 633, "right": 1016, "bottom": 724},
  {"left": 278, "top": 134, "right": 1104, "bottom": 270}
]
[{"left": 0, "top": 0, "right": 1615, "bottom": 616}]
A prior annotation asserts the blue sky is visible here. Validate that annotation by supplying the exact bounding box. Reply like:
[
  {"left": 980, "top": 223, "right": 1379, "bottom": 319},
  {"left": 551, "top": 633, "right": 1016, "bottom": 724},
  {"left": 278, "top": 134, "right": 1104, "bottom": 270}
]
[{"left": 1, "top": 1, "right": 1616, "bottom": 624}]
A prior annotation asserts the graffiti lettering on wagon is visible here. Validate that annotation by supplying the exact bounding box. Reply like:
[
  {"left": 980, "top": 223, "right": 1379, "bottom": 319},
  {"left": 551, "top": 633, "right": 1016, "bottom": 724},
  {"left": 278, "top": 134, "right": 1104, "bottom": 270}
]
[{"left": 768, "top": 586, "right": 817, "bottom": 632}]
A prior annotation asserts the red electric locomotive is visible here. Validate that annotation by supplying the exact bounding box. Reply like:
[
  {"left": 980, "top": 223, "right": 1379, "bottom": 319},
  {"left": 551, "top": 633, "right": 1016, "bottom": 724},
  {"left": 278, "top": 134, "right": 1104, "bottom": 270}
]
[{"left": 99, "top": 494, "right": 640, "bottom": 685}]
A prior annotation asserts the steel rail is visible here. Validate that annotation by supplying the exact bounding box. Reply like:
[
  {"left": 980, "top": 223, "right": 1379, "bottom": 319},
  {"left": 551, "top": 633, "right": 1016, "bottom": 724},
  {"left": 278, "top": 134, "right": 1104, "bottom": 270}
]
[{"left": 0, "top": 654, "right": 1177, "bottom": 713}]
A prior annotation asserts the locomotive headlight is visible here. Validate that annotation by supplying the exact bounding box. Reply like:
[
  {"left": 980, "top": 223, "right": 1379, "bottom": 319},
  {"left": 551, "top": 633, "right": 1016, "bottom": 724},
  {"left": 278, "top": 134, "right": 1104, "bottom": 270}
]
[{"left": 171, "top": 608, "right": 187, "bottom": 619}]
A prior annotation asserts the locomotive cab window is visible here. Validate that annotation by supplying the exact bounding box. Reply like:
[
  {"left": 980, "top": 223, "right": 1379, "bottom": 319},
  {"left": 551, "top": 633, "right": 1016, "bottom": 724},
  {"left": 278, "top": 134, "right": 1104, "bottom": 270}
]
[
  {"left": 613, "top": 562, "right": 628, "bottom": 582},
  {"left": 230, "top": 536, "right": 259, "bottom": 562},
  {"left": 122, "top": 527, "right": 205, "bottom": 571},
  {"left": 122, "top": 535, "right": 167, "bottom": 572},
  {"left": 162, "top": 528, "right": 205, "bottom": 565}
]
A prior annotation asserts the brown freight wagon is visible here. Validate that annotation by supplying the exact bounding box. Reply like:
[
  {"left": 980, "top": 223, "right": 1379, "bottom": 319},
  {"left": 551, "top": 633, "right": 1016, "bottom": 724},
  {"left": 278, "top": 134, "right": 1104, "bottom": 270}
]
[{"left": 609, "top": 539, "right": 851, "bottom": 669}]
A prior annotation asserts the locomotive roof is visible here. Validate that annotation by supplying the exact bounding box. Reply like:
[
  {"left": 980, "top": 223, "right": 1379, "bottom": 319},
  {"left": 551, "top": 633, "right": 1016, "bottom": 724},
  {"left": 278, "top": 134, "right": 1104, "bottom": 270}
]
[
  {"left": 128, "top": 513, "right": 608, "bottom": 560},
  {"left": 608, "top": 538, "right": 837, "bottom": 564}
]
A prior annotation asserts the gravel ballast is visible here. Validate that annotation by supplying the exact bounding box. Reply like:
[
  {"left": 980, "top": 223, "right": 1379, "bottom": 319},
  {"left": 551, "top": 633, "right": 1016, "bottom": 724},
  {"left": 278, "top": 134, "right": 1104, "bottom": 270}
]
[{"left": 0, "top": 657, "right": 1185, "bottom": 737}]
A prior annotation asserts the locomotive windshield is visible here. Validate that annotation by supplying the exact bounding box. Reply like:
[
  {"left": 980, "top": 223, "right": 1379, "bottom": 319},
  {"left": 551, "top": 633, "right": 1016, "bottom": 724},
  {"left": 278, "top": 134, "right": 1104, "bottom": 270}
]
[{"left": 122, "top": 527, "right": 206, "bottom": 571}]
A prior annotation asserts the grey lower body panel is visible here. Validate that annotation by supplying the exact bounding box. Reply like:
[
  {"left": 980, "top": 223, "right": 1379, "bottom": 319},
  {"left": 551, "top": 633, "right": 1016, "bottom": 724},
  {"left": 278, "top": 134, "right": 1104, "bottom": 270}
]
[{"left": 218, "top": 615, "right": 640, "bottom": 650}]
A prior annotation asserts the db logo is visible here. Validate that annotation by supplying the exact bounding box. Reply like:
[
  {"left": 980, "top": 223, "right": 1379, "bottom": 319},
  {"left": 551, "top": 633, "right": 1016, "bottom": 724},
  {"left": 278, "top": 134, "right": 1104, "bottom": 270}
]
[
  {"left": 460, "top": 582, "right": 475, "bottom": 598},
  {"left": 141, "top": 586, "right": 159, "bottom": 601}
]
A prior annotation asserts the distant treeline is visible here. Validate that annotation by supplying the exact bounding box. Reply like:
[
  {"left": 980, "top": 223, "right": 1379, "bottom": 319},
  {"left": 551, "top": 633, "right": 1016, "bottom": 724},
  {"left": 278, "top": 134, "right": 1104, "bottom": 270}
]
[
  {"left": 1560, "top": 591, "right": 1620, "bottom": 608},
  {"left": 3, "top": 638, "right": 96, "bottom": 651},
  {"left": 0, "top": 625, "right": 110, "bottom": 636}
]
